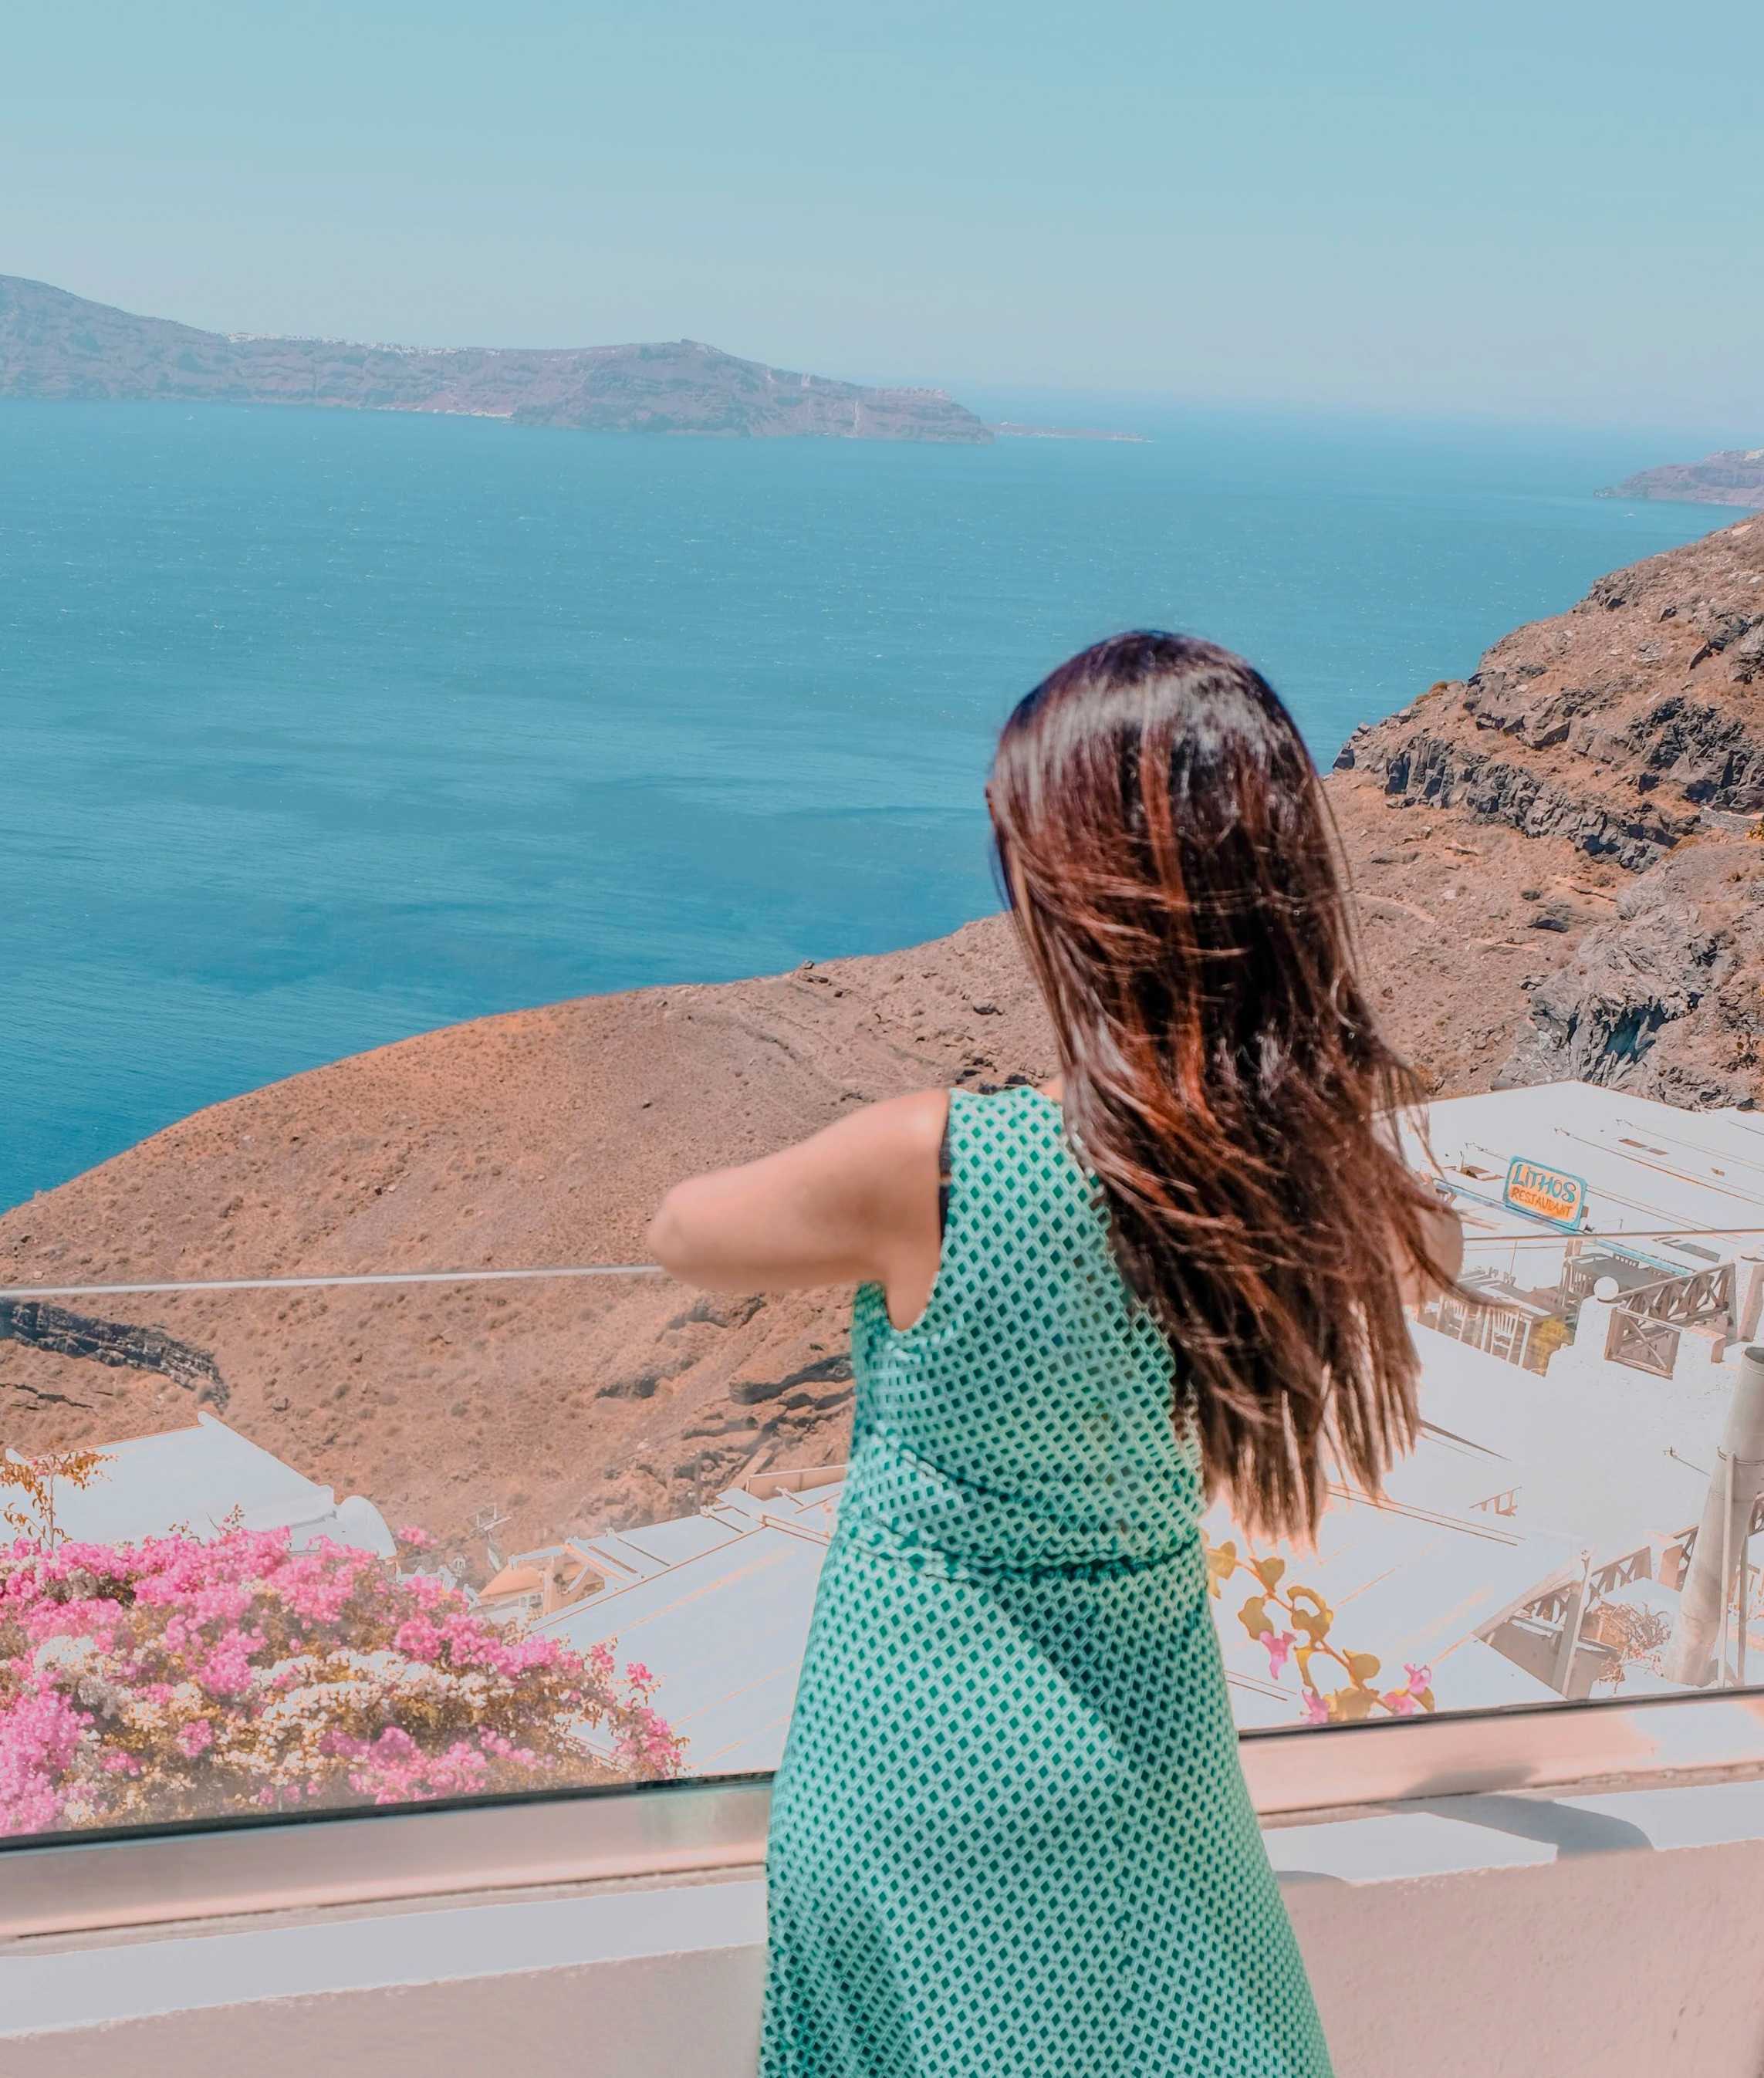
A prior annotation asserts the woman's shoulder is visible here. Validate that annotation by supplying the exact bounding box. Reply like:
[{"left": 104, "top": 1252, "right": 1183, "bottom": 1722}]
[
  {"left": 795, "top": 1088, "right": 950, "bottom": 1238},
  {"left": 831, "top": 1080, "right": 1059, "bottom": 1196},
  {"left": 840, "top": 1086, "right": 951, "bottom": 1164},
  {"left": 948, "top": 1080, "right": 1064, "bottom": 1133}
]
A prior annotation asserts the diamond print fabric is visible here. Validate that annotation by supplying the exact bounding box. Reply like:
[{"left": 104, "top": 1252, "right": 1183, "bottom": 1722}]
[{"left": 760, "top": 1088, "right": 1332, "bottom": 2075}]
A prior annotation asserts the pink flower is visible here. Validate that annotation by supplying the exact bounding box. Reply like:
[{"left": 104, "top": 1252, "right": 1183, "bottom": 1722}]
[
  {"left": 1299, "top": 1689, "right": 1330, "bottom": 1727},
  {"left": 1263, "top": 1632, "right": 1297, "bottom": 1680},
  {"left": 0, "top": 1688, "right": 90, "bottom": 1834},
  {"left": 393, "top": 1617, "right": 441, "bottom": 1661},
  {"left": 198, "top": 1629, "right": 259, "bottom": 1698},
  {"left": 175, "top": 1719, "right": 215, "bottom": 1759},
  {"left": 1404, "top": 1664, "right": 1431, "bottom": 1696}
]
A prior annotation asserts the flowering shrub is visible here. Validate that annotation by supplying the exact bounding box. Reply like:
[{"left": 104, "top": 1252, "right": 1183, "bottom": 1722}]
[
  {"left": 0, "top": 1525, "right": 684, "bottom": 1837},
  {"left": 1204, "top": 1532, "right": 1435, "bottom": 1725}
]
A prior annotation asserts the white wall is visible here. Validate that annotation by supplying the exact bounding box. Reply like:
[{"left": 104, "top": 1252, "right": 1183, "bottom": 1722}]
[{"left": 9, "top": 1785, "right": 1764, "bottom": 2077}]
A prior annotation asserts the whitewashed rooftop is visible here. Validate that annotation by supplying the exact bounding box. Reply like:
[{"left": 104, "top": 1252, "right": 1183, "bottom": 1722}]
[
  {"left": 535, "top": 1482, "right": 843, "bottom": 1772},
  {"left": 1411, "top": 1321, "right": 1722, "bottom": 1553},
  {"left": 24, "top": 1412, "right": 397, "bottom": 1556}
]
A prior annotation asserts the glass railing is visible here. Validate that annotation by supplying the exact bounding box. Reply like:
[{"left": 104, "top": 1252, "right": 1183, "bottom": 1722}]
[{"left": 3, "top": 1216, "right": 1763, "bottom": 1847}]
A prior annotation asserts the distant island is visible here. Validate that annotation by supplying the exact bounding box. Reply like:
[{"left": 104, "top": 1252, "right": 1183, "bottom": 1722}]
[
  {"left": 0, "top": 275, "right": 991, "bottom": 443},
  {"left": 1598, "top": 446, "right": 1764, "bottom": 510}
]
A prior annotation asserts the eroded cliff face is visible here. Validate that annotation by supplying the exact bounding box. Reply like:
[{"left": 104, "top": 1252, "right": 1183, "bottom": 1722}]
[
  {"left": 0, "top": 1303, "right": 227, "bottom": 1409},
  {"left": 1330, "top": 514, "right": 1764, "bottom": 1103}
]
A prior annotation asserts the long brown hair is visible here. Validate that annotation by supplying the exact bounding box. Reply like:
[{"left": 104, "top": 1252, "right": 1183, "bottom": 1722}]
[{"left": 990, "top": 630, "right": 1449, "bottom": 1542}]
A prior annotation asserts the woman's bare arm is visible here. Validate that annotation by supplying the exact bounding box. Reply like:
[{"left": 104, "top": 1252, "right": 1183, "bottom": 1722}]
[{"left": 647, "top": 1090, "right": 949, "bottom": 1324}]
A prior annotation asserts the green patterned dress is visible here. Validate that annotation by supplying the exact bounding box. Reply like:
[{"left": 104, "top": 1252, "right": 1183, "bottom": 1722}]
[{"left": 760, "top": 1086, "right": 1331, "bottom": 2077}]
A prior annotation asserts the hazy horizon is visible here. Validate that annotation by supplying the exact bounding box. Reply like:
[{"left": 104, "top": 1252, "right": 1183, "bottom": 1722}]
[{"left": 8, "top": 1, "right": 1759, "bottom": 441}]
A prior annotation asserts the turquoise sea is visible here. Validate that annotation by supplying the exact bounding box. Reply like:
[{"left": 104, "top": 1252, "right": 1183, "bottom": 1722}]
[{"left": 0, "top": 399, "right": 1727, "bottom": 1211}]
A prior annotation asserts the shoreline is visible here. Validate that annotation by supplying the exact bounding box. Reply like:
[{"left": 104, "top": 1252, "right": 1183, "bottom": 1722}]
[{"left": 988, "top": 421, "right": 1150, "bottom": 443}]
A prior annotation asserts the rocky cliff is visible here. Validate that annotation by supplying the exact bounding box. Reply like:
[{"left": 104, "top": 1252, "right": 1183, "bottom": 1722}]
[
  {"left": 0, "top": 1302, "right": 227, "bottom": 1411},
  {"left": 0, "top": 277, "right": 991, "bottom": 444},
  {"left": 1330, "top": 514, "right": 1764, "bottom": 1103},
  {"left": 1600, "top": 448, "right": 1764, "bottom": 510},
  {"left": 4, "top": 519, "right": 1762, "bottom": 1564}
]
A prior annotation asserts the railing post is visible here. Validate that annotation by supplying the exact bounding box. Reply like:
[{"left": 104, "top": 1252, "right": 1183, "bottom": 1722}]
[
  {"left": 1740, "top": 1252, "right": 1764, "bottom": 1343},
  {"left": 1669, "top": 1346, "right": 1764, "bottom": 1688},
  {"left": 1550, "top": 1550, "right": 1593, "bottom": 1695},
  {"left": 1580, "top": 1274, "right": 1622, "bottom": 1357}
]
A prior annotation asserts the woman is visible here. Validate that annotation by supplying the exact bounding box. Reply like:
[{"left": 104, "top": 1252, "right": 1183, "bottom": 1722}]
[{"left": 649, "top": 632, "right": 1462, "bottom": 2077}]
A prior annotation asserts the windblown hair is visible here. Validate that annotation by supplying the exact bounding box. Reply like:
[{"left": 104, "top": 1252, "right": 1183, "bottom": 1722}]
[{"left": 990, "top": 631, "right": 1451, "bottom": 1543}]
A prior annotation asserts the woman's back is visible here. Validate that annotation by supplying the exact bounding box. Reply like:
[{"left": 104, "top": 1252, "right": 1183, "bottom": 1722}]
[{"left": 841, "top": 1085, "right": 1201, "bottom": 1576}]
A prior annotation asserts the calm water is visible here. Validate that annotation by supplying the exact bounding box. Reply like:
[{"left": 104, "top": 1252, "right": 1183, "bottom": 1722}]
[{"left": 0, "top": 400, "right": 1724, "bottom": 1210}]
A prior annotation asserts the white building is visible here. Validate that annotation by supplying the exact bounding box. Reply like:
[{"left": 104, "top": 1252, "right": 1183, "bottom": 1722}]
[{"left": 25, "top": 1411, "right": 397, "bottom": 1557}]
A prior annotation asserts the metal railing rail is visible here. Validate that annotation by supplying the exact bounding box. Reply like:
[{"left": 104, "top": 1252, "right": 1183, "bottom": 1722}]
[
  {"left": 2, "top": 1228, "right": 1759, "bottom": 1303},
  {"left": 0, "top": 1264, "right": 665, "bottom": 1300}
]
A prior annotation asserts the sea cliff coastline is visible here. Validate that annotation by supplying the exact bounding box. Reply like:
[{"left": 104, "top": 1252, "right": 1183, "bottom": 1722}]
[{"left": 5, "top": 517, "right": 1762, "bottom": 1561}]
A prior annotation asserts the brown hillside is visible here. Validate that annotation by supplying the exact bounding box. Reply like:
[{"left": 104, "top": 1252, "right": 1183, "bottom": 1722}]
[{"left": 0, "top": 921, "right": 1053, "bottom": 1567}]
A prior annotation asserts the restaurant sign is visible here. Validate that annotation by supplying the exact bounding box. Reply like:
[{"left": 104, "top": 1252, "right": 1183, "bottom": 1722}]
[{"left": 1502, "top": 1156, "right": 1588, "bottom": 1228}]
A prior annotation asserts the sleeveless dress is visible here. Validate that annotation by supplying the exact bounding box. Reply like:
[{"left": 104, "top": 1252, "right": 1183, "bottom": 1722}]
[{"left": 760, "top": 1086, "right": 1332, "bottom": 2076}]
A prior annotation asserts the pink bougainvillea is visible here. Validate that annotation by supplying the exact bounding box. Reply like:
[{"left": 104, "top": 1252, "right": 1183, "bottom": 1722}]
[
  {"left": 1263, "top": 1630, "right": 1298, "bottom": 1680},
  {"left": 0, "top": 1526, "right": 684, "bottom": 1839}
]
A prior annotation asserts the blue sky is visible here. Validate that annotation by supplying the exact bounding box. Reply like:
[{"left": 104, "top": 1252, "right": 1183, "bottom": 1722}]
[{"left": 8, "top": 0, "right": 1759, "bottom": 434}]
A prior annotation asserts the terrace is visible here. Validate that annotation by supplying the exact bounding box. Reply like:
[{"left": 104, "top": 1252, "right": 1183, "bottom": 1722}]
[{"left": 6, "top": 1080, "right": 1764, "bottom": 2074}]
